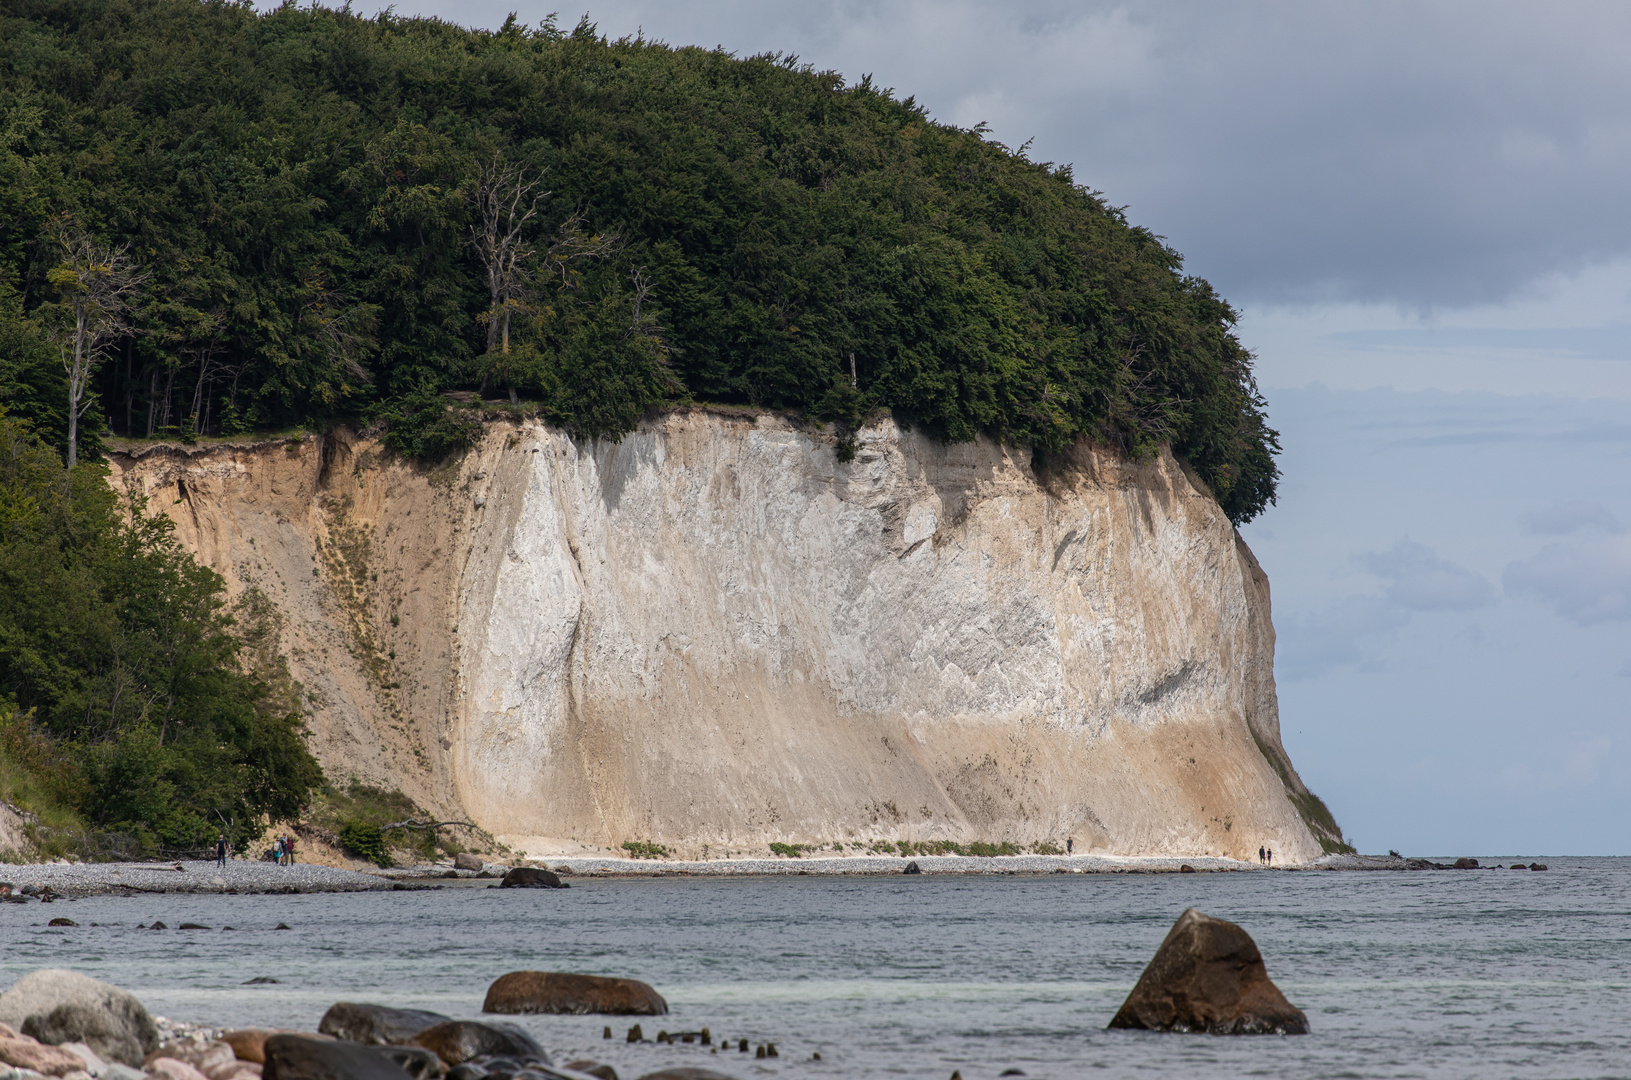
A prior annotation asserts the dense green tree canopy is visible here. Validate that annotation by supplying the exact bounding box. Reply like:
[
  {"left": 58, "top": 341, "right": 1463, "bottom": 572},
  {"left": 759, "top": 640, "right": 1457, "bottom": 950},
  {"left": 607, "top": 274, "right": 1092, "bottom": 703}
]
[
  {"left": 0, "top": 411, "right": 321, "bottom": 851},
  {"left": 0, "top": 0, "right": 1279, "bottom": 521}
]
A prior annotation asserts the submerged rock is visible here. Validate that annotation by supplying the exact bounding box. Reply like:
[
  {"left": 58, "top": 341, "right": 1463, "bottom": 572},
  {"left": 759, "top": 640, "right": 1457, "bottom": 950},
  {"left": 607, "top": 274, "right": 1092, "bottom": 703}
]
[
  {"left": 318, "top": 1003, "right": 451, "bottom": 1046},
  {"left": 0, "top": 969, "right": 160, "bottom": 1066},
  {"left": 483, "top": 972, "right": 668, "bottom": 1016},
  {"left": 1108, "top": 908, "right": 1308, "bottom": 1035},
  {"left": 498, "top": 867, "right": 566, "bottom": 890}
]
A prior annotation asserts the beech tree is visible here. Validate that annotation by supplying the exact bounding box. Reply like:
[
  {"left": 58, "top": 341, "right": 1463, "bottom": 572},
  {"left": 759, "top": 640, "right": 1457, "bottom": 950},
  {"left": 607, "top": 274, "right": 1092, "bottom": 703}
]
[{"left": 43, "top": 218, "right": 145, "bottom": 468}]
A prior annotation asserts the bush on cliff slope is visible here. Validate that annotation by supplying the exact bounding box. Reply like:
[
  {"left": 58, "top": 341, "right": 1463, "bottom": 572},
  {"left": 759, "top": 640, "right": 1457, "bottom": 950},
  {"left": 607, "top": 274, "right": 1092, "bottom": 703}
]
[
  {"left": 0, "top": 1, "right": 1279, "bottom": 521},
  {"left": 0, "top": 412, "right": 323, "bottom": 854}
]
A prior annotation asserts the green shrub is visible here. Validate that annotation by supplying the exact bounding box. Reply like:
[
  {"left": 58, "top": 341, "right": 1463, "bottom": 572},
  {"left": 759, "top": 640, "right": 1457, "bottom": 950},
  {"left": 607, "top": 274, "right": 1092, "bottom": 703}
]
[
  {"left": 338, "top": 821, "right": 390, "bottom": 867},
  {"left": 621, "top": 840, "right": 670, "bottom": 859}
]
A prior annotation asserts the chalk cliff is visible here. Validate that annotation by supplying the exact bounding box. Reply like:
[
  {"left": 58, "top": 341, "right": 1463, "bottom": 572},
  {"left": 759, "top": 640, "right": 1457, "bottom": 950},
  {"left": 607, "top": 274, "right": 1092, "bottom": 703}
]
[{"left": 108, "top": 410, "right": 1340, "bottom": 862}]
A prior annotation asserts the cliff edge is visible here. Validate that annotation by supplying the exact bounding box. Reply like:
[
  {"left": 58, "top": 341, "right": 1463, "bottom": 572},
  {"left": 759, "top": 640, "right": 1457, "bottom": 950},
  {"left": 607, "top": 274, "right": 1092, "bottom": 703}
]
[{"left": 108, "top": 410, "right": 1341, "bottom": 862}]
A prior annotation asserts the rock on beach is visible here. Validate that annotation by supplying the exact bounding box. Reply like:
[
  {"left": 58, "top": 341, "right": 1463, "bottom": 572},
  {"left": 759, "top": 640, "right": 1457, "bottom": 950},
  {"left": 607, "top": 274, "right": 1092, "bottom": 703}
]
[
  {"left": 317, "top": 1004, "right": 451, "bottom": 1046},
  {"left": 262, "top": 1035, "right": 417, "bottom": 1080},
  {"left": 0, "top": 969, "right": 160, "bottom": 1066},
  {"left": 1108, "top": 908, "right": 1309, "bottom": 1035},
  {"left": 411, "top": 1021, "right": 547, "bottom": 1067},
  {"left": 483, "top": 973, "right": 668, "bottom": 1017}
]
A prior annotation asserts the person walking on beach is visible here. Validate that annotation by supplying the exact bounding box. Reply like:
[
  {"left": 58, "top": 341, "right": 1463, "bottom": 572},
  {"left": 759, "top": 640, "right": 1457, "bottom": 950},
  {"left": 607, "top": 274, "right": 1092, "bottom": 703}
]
[
  {"left": 1258, "top": 845, "right": 1266, "bottom": 865},
  {"left": 216, "top": 834, "right": 227, "bottom": 868},
  {"left": 283, "top": 835, "right": 295, "bottom": 865}
]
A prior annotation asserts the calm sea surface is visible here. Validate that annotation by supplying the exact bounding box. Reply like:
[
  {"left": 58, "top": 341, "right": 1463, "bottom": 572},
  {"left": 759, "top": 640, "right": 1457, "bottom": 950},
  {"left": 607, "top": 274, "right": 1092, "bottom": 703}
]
[{"left": 3, "top": 858, "right": 1628, "bottom": 1080}]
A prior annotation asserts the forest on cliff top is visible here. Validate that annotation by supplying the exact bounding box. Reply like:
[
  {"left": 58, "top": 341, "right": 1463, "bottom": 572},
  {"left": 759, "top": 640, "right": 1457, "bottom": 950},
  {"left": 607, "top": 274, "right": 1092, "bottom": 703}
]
[{"left": 0, "top": 0, "right": 1279, "bottom": 522}]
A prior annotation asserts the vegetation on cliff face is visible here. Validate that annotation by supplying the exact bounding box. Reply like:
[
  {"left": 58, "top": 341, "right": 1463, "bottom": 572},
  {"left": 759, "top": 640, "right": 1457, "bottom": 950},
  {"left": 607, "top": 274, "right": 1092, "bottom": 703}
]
[
  {"left": 0, "top": 412, "right": 322, "bottom": 855},
  {"left": 0, "top": 0, "right": 1278, "bottom": 522}
]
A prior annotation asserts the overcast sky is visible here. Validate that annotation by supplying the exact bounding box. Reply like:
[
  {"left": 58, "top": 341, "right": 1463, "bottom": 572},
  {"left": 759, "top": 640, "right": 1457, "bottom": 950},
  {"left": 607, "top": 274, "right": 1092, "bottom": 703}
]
[{"left": 322, "top": 0, "right": 1630, "bottom": 854}]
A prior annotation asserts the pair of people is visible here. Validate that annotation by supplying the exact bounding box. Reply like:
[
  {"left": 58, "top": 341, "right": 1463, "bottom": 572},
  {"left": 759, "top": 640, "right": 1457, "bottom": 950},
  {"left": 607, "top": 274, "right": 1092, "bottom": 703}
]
[
  {"left": 1257, "top": 845, "right": 1274, "bottom": 867},
  {"left": 269, "top": 835, "right": 296, "bottom": 865}
]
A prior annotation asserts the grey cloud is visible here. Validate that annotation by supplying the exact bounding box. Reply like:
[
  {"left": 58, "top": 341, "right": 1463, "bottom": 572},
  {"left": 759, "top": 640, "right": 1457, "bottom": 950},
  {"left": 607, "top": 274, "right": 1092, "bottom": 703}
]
[
  {"left": 1275, "top": 540, "right": 1491, "bottom": 679},
  {"left": 1354, "top": 540, "right": 1495, "bottom": 612},
  {"left": 1274, "top": 597, "right": 1409, "bottom": 682},
  {"left": 1521, "top": 500, "right": 1625, "bottom": 536},
  {"left": 1503, "top": 535, "right": 1631, "bottom": 624},
  {"left": 1330, "top": 326, "right": 1631, "bottom": 361},
  {"left": 441, "top": 0, "right": 1631, "bottom": 309}
]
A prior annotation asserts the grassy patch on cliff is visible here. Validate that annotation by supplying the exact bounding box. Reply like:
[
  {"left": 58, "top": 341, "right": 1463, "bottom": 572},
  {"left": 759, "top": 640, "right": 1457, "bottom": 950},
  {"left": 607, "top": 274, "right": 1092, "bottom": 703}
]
[{"left": 1250, "top": 728, "right": 1354, "bottom": 854}]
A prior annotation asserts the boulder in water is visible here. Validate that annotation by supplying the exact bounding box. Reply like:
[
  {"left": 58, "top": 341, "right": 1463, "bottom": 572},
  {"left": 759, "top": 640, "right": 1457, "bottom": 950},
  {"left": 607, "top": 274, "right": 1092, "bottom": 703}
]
[
  {"left": 318, "top": 1003, "right": 451, "bottom": 1045},
  {"left": 412, "top": 1021, "right": 547, "bottom": 1066},
  {"left": 1108, "top": 908, "right": 1308, "bottom": 1035},
  {"left": 0, "top": 969, "right": 160, "bottom": 1066},
  {"left": 483, "top": 972, "right": 668, "bottom": 1016},
  {"left": 262, "top": 1035, "right": 412, "bottom": 1080},
  {"left": 499, "top": 867, "right": 567, "bottom": 889},
  {"left": 1452, "top": 857, "right": 1479, "bottom": 869}
]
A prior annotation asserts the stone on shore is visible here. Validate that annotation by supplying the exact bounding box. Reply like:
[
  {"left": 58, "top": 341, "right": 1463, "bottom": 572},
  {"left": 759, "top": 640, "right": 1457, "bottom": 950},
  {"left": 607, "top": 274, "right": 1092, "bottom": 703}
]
[
  {"left": 411, "top": 1021, "right": 548, "bottom": 1067},
  {"left": 147, "top": 1041, "right": 235, "bottom": 1076},
  {"left": 374, "top": 1045, "right": 443, "bottom": 1080},
  {"left": 452, "top": 853, "right": 484, "bottom": 872},
  {"left": 148, "top": 1057, "right": 211, "bottom": 1080},
  {"left": 565, "top": 1060, "right": 618, "bottom": 1080},
  {"left": 483, "top": 972, "right": 668, "bottom": 1017},
  {"left": 317, "top": 1004, "right": 451, "bottom": 1046},
  {"left": 261, "top": 1035, "right": 416, "bottom": 1080},
  {"left": 634, "top": 1070, "right": 742, "bottom": 1080},
  {"left": 0, "top": 970, "right": 159, "bottom": 1066},
  {"left": 222, "top": 1031, "right": 320, "bottom": 1065},
  {"left": 1108, "top": 908, "right": 1309, "bottom": 1035},
  {"left": 498, "top": 867, "right": 566, "bottom": 889},
  {"left": 0, "top": 1033, "right": 89, "bottom": 1077}
]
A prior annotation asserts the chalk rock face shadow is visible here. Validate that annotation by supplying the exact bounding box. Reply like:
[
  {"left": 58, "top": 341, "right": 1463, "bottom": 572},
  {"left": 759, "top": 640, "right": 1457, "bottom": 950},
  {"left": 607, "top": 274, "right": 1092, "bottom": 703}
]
[{"left": 1108, "top": 907, "right": 1309, "bottom": 1035}]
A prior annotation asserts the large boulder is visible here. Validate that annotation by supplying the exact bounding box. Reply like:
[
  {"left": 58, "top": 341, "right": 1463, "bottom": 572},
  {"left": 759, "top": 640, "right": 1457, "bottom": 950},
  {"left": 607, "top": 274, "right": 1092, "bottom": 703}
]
[
  {"left": 261, "top": 1035, "right": 416, "bottom": 1080},
  {"left": 1108, "top": 908, "right": 1309, "bottom": 1035},
  {"left": 452, "top": 853, "right": 485, "bottom": 872},
  {"left": 499, "top": 868, "right": 566, "bottom": 889},
  {"left": 0, "top": 969, "right": 160, "bottom": 1066},
  {"left": 318, "top": 1004, "right": 451, "bottom": 1046},
  {"left": 483, "top": 973, "right": 667, "bottom": 1017},
  {"left": 411, "top": 1022, "right": 547, "bottom": 1067}
]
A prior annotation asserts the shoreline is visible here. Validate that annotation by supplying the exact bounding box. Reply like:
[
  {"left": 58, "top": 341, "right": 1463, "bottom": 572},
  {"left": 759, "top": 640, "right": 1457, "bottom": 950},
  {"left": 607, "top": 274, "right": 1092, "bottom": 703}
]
[{"left": 0, "top": 852, "right": 1542, "bottom": 898}]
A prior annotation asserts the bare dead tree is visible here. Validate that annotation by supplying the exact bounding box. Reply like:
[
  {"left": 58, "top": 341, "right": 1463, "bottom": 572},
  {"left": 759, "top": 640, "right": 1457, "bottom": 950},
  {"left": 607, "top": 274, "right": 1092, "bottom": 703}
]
[
  {"left": 468, "top": 153, "right": 619, "bottom": 402},
  {"left": 44, "top": 217, "right": 148, "bottom": 467},
  {"left": 468, "top": 153, "right": 546, "bottom": 364}
]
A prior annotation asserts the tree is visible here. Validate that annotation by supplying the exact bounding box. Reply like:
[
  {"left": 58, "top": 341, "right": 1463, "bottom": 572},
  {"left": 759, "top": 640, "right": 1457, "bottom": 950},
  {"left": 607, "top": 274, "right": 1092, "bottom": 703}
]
[
  {"left": 42, "top": 218, "right": 146, "bottom": 468},
  {"left": 467, "top": 153, "right": 618, "bottom": 403},
  {"left": 468, "top": 154, "right": 544, "bottom": 403}
]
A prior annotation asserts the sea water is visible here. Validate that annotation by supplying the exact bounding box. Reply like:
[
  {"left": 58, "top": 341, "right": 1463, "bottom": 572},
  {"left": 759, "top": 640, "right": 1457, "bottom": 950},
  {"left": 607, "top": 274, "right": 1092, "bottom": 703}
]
[{"left": 3, "top": 857, "right": 1628, "bottom": 1079}]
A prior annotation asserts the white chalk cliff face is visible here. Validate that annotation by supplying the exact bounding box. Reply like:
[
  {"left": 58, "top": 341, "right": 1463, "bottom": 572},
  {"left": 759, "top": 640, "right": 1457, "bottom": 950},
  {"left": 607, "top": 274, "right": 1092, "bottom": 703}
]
[{"left": 110, "top": 410, "right": 1338, "bottom": 862}]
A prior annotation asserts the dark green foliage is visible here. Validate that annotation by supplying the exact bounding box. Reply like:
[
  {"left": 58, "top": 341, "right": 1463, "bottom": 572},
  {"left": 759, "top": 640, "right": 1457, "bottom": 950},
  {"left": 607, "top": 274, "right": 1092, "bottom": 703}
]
[
  {"left": 338, "top": 820, "right": 390, "bottom": 867},
  {"left": 0, "top": 1, "right": 1277, "bottom": 521},
  {"left": 0, "top": 411, "right": 322, "bottom": 853}
]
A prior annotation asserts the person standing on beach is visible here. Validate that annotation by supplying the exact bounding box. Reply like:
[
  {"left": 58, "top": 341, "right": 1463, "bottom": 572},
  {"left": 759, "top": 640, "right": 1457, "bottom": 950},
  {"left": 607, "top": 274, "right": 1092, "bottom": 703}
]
[
  {"left": 1259, "top": 845, "right": 1266, "bottom": 865},
  {"left": 284, "top": 835, "right": 295, "bottom": 865},
  {"left": 216, "top": 834, "right": 227, "bottom": 868},
  {"left": 1266, "top": 847, "right": 1273, "bottom": 868},
  {"left": 1066, "top": 838, "right": 1073, "bottom": 854}
]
